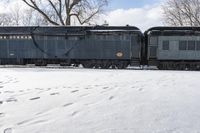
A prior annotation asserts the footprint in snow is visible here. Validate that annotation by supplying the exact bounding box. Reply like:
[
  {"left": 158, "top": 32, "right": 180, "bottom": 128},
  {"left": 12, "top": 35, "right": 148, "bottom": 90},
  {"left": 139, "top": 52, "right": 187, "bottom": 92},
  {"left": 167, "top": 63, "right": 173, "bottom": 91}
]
[
  {"left": 84, "top": 87, "right": 91, "bottom": 90},
  {"left": 94, "top": 85, "right": 101, "bottom": 87},
  {"left": 6, "top": 98, "right": 18, "bottom": 103},
  {"left": 0, "top": 101, "right": 3, "bottom": 104},
  {"left": 35, "top": 111, "right": 46, "bottom": 116},
  {"left": 17, "top": 120, "right": 30, "bottom": 125},
  {"left": 29, "top": 97, "right": 40, "bottom": 101},
  {"left": 30, "top": 120, "right": 49, "bottom": 125},
  {"left": 71, "top": 90, "right": 79, "bottom": 93},
  {"left": 4, "top": 91, "right": 14, "bottom": 94},
  {"left": 0, "top": 86, "right": 3, "bottom": 88},
  {"left": 71, "top": 111, "right": 79, "bottom": 116},
  {"left": 13, "top": 81, "right": 19, "bottom": 83},
  {"left": 109, "top": 96, "right": 114, "bottom": 100},
  {"left": 63, "top": 103, "right": 73, "bottom": 107},
  {"left": 35, "top": 88, "right": 44, "bottom": 91},
  {"left": 4, "top": 128, "right": 12, "bottom": 133},
  {"left": 50, "top": 92, "right": 59, "bottom": 96},
  {"left": 0, "top": 113, "right": 5, "bottom": 117},
  {"left": 17, "top": 118, "right": 36, "bottom": 125},
  {"left": 138, "top": 88, "right": 144, "bottom": 92},
  {"left": 47, "top": 88, "right": 51, "bottom": 91},
  {"left": 102, "top": 87, "right": 109, "bottom": 89},
  {"left": 79, "top": 93, "right": 89, "bottom": 97}
]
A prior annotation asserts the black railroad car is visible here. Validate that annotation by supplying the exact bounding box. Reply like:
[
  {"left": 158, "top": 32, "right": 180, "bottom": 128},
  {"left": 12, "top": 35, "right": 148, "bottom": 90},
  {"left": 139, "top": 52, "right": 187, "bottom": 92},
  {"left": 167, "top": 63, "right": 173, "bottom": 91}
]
[{"left": 0, "top": 26, "right": 143, "bottom": 69}]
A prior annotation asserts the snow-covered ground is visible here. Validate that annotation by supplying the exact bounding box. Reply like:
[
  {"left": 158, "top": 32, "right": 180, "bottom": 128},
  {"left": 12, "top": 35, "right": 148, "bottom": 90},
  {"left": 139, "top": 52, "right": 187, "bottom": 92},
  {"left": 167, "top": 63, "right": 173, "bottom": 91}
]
[{"left": 0, "top": 68, "right": 200, "bottom": 133}]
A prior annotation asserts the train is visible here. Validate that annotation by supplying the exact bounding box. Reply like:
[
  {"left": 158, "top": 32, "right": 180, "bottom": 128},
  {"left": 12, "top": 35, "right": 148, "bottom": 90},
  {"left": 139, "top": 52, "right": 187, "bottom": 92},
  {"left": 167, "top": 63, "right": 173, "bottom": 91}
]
[{"left": 0, "top": 26, "right": 200, "bottom": 70}]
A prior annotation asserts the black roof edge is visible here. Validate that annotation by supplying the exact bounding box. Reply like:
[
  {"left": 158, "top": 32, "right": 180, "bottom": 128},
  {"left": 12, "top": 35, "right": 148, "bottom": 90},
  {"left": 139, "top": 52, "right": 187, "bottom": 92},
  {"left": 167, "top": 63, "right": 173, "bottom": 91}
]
[
  {"left": 144, "top": 26, "right": 200, "bottom": 35},
  {"left": 0, "top": 25, "right": 141, "bottom": 31}
]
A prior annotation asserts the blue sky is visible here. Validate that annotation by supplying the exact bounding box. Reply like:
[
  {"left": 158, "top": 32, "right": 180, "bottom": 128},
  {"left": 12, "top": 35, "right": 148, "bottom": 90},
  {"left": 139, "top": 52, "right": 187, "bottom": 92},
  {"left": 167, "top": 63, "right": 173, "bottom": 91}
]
[
  {"left": 109, "top": 0, "right": 161, "bottom": 10},
  {"left": 105, "top": 0, "right": 163, "bottom": 30}
]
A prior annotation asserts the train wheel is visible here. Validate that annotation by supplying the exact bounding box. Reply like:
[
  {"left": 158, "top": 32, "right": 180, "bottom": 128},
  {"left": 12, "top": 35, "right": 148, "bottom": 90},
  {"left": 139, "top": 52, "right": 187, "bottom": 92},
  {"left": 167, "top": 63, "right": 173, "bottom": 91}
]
[
  {"left": 111, "top": 65, "right": 116, "bottom": 69},
  {"left": 82, "top": 62, "right": 93, "bottom": 68},
  {"left": 157, "top": 64, "right": 163, "bottom": 70},
  {"left": 116, "top": 61, "right": 129, "bottom": 69},
  {"left": 100, "top": 63, "right": 110, "bottom": 69},
  {"left": 60, "top": 62, "right": 71, "bottom": 66},
  {"left": 94, "top": 64, "right": 100, "bottom": 69},
  {"left": 175, "top": 64, "right": 180, "bottom": 70},
  {"left": 35, "top": 60, "right": 47, "bottom": 66},
  {"left": 116, "top": 63, "right": 124, "bottom": 69}
]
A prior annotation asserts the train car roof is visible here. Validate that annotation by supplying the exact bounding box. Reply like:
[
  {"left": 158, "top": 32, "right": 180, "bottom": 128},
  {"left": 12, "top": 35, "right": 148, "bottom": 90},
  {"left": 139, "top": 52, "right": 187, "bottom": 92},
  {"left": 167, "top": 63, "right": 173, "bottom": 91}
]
[
  {"left": 0, "top": 26, "right": 142, "bottom": 35},
  {"left": 144, "top": 26, "right": 200, "bottom": 36}
]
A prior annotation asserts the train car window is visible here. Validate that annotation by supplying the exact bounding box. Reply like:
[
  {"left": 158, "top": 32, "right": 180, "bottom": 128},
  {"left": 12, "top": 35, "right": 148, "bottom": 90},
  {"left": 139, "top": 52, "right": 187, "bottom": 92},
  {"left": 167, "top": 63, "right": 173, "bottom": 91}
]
[
  {"left": 196, "top": 41, "right": 200, "bottom": 51},
  {"left": 179, "top": 41, "right": 187, "bottom": 50},
  {"left": 0, "top": 36, "right": 2, "bottom": 39},
  {"left": 188, "top": 41, "right": 195, "bottom": 50},
  {"left": 162, "top": 41, "right": 169, "bottom": 50}
]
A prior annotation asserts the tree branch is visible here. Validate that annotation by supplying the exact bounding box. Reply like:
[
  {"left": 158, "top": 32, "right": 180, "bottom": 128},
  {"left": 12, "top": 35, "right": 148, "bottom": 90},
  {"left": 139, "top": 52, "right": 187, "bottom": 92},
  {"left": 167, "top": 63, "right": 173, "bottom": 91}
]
[
  {"left": 22, "top": 0, "right": 60, "bottom": 25},
  {"left": 48, "top": 0, "right": 65, "bottom": 25}
]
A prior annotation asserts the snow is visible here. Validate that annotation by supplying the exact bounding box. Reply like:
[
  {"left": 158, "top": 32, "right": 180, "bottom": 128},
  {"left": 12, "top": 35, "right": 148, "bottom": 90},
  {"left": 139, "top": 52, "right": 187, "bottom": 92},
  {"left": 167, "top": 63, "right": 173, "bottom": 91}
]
[{"left": 0, "top": 68, "right": 200, "bottom": 133}]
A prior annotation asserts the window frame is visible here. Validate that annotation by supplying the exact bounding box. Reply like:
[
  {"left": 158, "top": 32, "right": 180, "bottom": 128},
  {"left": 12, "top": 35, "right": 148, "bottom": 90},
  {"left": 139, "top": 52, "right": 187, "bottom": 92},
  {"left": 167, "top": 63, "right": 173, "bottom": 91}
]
[
  {"left": 188, "top": 40, "right": 196, "bottom": 50},
  {"left": 179, "top": 40, "right": 187, "bottom": 51},
  {"left": 162, "top": 40, "right": 170, "bottom": 51}
]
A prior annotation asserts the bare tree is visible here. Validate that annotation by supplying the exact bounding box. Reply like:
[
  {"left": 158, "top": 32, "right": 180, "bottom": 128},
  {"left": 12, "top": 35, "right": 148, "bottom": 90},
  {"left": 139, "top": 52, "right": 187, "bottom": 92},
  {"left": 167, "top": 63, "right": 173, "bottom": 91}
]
[
  {"left": 0, "top": 13, "right": 12, "bottom": 26},
  {"left": 22, "top": 8, "right": 49, "bottom": 26},
  {"left": 163, "top": 0, "right": 200, "bottom": 26},
  {"left": 0, "top": 2, "right": 27, "bottom": 26},
  {"left": 20, "top": 0, "right": 109, "bottom": 26},
  {"left": 0, "top": 1, "right": 58, "bottom": 26},
  {"left": 22, "top": 8, "right": 34, "bottom": 26},
  {"left": 10, "top": 3, "right": 22, "bottom": 26}
]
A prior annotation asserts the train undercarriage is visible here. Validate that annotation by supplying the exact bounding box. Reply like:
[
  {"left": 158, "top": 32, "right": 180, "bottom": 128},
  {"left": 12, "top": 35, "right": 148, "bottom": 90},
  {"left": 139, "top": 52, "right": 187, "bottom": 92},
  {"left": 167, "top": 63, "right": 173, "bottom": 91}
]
[
  {"left": 0, "top": 58, "right": 132, "bottom": 69},
  {"left": 157, "top": 60, "right": 200, "bottom": 70}
]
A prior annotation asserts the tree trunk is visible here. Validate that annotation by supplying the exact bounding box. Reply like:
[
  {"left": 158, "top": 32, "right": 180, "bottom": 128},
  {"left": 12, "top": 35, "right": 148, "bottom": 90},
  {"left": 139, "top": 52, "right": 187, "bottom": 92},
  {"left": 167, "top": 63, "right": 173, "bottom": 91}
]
[{"left": 66, "top": 17, "right": 71, "bottom": 25}]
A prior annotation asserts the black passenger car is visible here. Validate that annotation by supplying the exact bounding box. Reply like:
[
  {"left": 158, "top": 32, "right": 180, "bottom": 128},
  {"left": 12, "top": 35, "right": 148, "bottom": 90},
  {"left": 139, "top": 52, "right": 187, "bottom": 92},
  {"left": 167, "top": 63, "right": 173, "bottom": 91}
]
[{"left": 145, "top": 27, "right": 200, "bottom": 70}]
